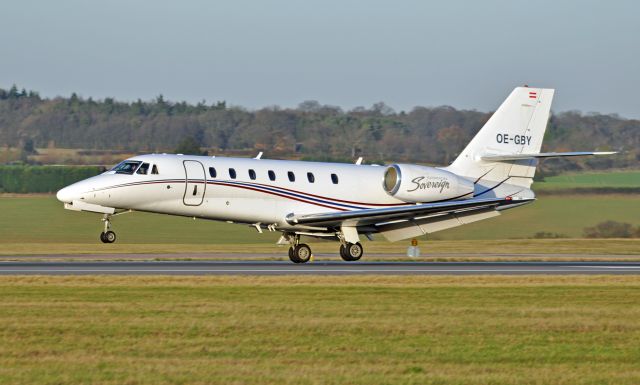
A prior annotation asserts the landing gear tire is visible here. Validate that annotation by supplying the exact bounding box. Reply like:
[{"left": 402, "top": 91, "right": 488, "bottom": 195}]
[
  {"left": 289, "top": 244, "right": 312, "bottom": 264},
  {"left": 100, "top": 231, "right": 116, "bottom": 244},
  {"left": 340, "top": 242, "right": 363, "bottom": 261}
]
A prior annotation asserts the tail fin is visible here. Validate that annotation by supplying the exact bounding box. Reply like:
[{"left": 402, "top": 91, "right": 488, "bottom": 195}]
[{"left": 446, "top": 87, "right": 554, "bottom": 188}]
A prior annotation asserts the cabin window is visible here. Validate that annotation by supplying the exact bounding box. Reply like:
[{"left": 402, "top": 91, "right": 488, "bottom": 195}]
[
  {"left": 248, "top": 169, "right": 256, "bottom": 180},
  {"left": 111, "top": 161, "right": 141, "bottom": 175},
  {"left": 288, "top": 171, "right": 295, "bottom": 182},
  {"left": 229, "top": 168, "right": 237, "bottom": 179},
  {"left": 209, "top": 167, "right": 217, "bottom": 178},
  {"left": 136, "top": 163, "right": 150, "bottom": 175},
  {"left": 307, "top": 172, "right": 315, "bottom": 183},
  {"left": 268, "top": 170, "right": 276, "bottom": 181},
  {"left": 151, "top": 164, "right": 159, "bottom": 174},
  {"left": 331, "top": 173, "right": 339, "bottom": 184}
]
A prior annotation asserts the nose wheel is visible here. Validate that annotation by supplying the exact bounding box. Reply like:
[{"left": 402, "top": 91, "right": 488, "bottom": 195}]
[
  {"left": 100, "top": 214, "right": 117, "bottom": 243},
  {"left": 100, "top": 231, "right": 116, "bottom": 243}
]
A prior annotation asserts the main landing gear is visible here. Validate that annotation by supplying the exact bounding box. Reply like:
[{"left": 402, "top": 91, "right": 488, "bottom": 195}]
[
  {"left": 289, "top": 243, "right": 312, "bottom": 264},
  {"left": 284, "top": 233, "right": 364, "bottom": 263},
  {"left": 285, "top": 233, "right": 313, "bottom": 263},
  {"left": 100, "top": 214, "right": 116, "bottom": 244},
  {"left": 339, "top": 242, "right": 363, "bottom": 262}
]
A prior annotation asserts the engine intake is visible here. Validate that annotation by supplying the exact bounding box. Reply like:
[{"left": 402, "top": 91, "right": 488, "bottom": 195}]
[{"left": 383, "top": 164, "right": 474, "bottom": 203}]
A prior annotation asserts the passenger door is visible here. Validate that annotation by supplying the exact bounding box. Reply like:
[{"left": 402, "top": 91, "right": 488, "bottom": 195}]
[{"left": 183, "top": 160, "right": 206, "bottom": 206}]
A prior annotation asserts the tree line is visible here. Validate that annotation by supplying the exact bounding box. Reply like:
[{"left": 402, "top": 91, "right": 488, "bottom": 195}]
[
  {"left": 0, "top": 165, "right": 103, "bottom": 193},
  {"left": 1, "top": 85, "right": 637, "bottom": 174}
]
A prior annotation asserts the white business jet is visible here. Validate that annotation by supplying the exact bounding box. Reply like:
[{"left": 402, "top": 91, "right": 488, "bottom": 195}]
[{"left": 56, "top": 87, "right": 614, "bottom": 263}]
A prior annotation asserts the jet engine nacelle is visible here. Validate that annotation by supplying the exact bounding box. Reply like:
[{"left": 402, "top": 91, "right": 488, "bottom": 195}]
[{"left": 382, "top": 164, "right": 474, "bottom": 203}]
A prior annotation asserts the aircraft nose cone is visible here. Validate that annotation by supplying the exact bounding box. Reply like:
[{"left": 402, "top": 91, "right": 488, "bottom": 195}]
[{"left": 56, "top": 186, "right": 76, "bottom": 203}]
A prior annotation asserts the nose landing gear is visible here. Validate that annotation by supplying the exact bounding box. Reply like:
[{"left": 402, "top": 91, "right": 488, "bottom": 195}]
[{"left": 100, "top": 214, "right": 116, "bottom": 244}]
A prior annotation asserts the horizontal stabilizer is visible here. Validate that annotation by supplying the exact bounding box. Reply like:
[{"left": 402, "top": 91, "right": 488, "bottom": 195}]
[{"left": 480, "top": 151, "right": 617, "bottom": 162}]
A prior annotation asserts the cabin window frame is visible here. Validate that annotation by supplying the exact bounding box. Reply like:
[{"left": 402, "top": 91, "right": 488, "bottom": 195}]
[
  {"left": 331, "top": 173, "right": 339, "bottom": 184},
  {"left": 111, "top": 161, "right": 141, "bottom": 175},
  {"left": 229, "top": 168, "right": 237, "bottom": 179},
  {"left": 136, "top": 163, "right": 150, "bottom": 175}
]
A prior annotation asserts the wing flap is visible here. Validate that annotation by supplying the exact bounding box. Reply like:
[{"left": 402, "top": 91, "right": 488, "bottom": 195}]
[{"left": 378, "top": 208, "right": 501, "bottom": 242}]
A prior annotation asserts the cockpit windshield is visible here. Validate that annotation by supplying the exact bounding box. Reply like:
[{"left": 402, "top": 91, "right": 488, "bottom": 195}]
[{"left": 111, "top": 161, "right": 142, "bottom": 175}]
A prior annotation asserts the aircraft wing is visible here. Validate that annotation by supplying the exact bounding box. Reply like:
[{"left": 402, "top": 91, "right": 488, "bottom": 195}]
[{"left": 285, "top": 197, "right": 532, "bottom": 228}]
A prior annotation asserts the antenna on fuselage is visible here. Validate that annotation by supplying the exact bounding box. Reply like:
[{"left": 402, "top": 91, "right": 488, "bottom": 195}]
[
  {"left": 254, "top": 152, "right": 263, "bottom": 159},
  {"left": 355, "top": 157, "right": 363, "bottom": 165}
]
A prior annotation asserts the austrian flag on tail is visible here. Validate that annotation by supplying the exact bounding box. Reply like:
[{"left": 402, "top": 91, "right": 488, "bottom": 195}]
[{"left": 529, "top": 91, "right": 537, "bottom": 99}]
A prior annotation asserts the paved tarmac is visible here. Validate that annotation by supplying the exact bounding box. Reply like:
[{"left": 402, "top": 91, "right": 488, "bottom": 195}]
[
  {"left": 4, "top": 252, "right": 640, "bottom": 260},
  {"left": 1, "top": 260, "right": 640, "bottom": 275}
]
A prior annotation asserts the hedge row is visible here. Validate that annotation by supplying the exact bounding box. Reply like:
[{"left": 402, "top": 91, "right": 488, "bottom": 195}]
[{"left": 0, "top": 165, "right": 104, "bottom": 193}]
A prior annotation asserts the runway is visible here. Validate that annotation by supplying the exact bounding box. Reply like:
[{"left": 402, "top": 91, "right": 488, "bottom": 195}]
[
  {"left": 6, "top": 252, "right": 640, "bottom": 260},
  {"left": 1, "top": 261, "right": 640, "bottom": 275}
]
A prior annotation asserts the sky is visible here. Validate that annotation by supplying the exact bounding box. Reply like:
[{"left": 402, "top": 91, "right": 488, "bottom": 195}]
[{"left": 1, "top": 0, "right": 639, "bottom": 117}]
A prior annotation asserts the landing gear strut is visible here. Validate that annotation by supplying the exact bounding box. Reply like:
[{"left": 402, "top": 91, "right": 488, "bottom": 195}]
[
  {"left": 286, "top": 234, "right": 312, "bottom": 263},
  {"left": 340, "top": 242, "right": 363, "bottom": 261},
  {"left": 100, "top": 214, "right": 116, "bottom": 244}
]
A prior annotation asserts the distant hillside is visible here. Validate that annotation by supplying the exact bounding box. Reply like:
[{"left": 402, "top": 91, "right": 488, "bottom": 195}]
[
  {"left": 0, "top": 85, "right": 637, "bottom": 173},
  {"left": 532, "top": 170, "right": 640, "bottom": 194}
]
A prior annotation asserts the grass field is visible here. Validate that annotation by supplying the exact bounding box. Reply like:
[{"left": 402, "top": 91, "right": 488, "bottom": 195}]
[
  {"left": 0, "top": 275, "right": 639, "bottom": 385},
  {"left": 1, "top": 194, "right": 640, "bottom": 244},
  {"left": 1, "top": 239, "right": 639, "bottom": 259},
  {"left": 532, "top": 170, "right": 640, "bottom": 191},
  {"left": 1, "top": 194, "right": 639, "bottom": 257}
]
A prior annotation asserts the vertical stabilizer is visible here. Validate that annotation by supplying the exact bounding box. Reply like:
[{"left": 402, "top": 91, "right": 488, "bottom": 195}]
[{"left": 445, "top": 87, "right": 554, "bottom": 188}]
